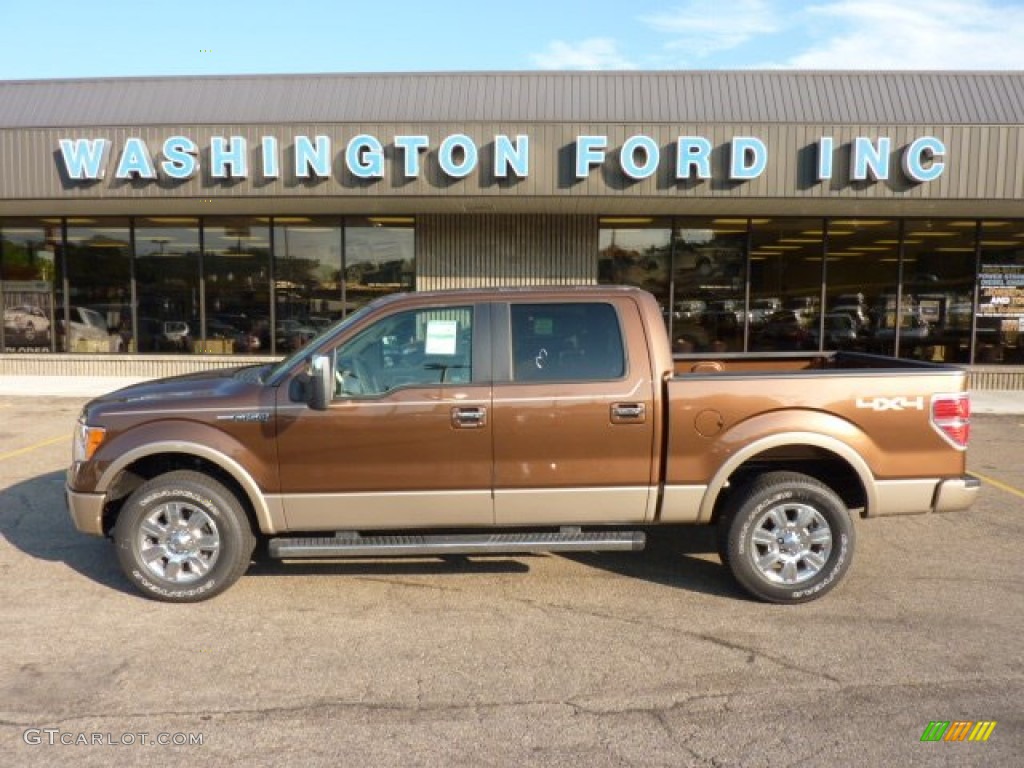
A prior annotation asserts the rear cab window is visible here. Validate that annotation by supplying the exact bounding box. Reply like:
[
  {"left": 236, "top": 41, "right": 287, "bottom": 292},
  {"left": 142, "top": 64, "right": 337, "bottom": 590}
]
[{"left": 510, "top": 302, "right": 626, "bottom": 382}]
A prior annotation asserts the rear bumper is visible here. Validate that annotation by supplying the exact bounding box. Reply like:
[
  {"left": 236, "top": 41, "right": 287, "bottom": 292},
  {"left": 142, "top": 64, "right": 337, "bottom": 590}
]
[
  {"left": 934, "top": 475, "right": 981, "bottom": 513},
  {"left": 872, "top": 476, "right": 980, "bottom": 517},
  {"left": 66, "top": 486, "right": 106, "bottom": 536}
]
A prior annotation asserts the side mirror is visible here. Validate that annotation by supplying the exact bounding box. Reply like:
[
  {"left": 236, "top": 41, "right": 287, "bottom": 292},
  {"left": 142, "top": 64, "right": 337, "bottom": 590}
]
[{"left": 308, "top": 354, "right": 333, "bottom": 411}]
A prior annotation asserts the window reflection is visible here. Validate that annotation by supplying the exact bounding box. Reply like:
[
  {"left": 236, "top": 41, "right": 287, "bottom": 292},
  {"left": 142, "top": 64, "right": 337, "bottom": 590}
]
[
  {"left": 597, "top": 218, "right": 671, "bottom": 337},
  {"left": 1, "top": 219, "right": 59, "bottom": 353},
  {"left": 203, "top": 217, "right": 271, "bottom": 355},
  {"left": 344, "top": 217, "right": 415, "bottom": 312},
  {"left": 135, "top": 217, "right": 200, "bottom": 353},
  {"left": 825, "top": 219, "right": 899, "bottom": 353},
  {"left": 272, "top": 217, "right": 342, "bottom": 354},
  {"left": 672, "top": 218, "right": 746, "bottom": 352},
  {"left": 897, "top": 219, "right": 976, "bottom": 362},
  {"left": 59, "top": 219, "right": 131, "bottom": 353},
  {"left": 749, "top": 218, "right": 823, "bottom": 352}
]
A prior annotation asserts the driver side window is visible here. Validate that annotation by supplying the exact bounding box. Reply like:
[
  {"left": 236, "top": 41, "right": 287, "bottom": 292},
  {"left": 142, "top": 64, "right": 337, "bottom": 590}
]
[{"left": 333, "top": 306, "right": 473, "bottom": 397}]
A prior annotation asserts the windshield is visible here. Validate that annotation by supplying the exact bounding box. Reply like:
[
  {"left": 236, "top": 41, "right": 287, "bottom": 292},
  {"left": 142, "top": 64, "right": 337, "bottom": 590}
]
[{"left": 263, "top": 303, "right": 378, "bottom": 385}]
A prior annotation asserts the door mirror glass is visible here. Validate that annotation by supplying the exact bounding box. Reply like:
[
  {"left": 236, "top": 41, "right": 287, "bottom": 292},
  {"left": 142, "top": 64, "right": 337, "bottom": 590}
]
[{"left": 308, "top": 354, "right": 333, "bottom": 410}]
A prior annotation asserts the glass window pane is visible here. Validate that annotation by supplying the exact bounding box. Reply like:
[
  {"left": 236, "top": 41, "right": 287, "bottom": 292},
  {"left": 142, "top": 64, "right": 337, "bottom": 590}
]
[
  {"left": 898, "top": 219, "right": 976, "bottom": 362},
  {"left": 335, "top": 306, "right": 472, "bottom": 396},
  {"left": 825, "top": 218, "right": 900, "bottom": 353},
  {"left": 672, "top": 217, "right": 747, "bottom": 353},
  {"left": 749, "top": 218, "right": 823, "bottom": 352},
  {"left": 60, "top": 218, "right": 131, "bottom": 354},
  {"left": 1, "top": 218, "right": 60, "bottom": 353},
  {"left": 203, "top": 217, "right": 271, "bottom": 355},
  {"left": 976, "top": 220, "right": 1024, "bottom": 364},
  {"left": 135, "top": 217, "right": 201, "bottom": 354},
  {"left": 273, "top": 217, "right": 342, "bottom": 354},
  {"left": 598, "top": 219, "right": 671, "bottom": 337},
  {"left": 344, "top": 217, "right": 415, "bottom": 313},
  {"left": 510, "top": 303, "right": 624, "bottom": 382}
]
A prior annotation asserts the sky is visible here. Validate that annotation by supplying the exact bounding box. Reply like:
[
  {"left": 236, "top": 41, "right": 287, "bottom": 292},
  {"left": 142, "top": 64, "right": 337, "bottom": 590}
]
[{"left": 3, "top": 0, "right": 1024, "bottom": 80}]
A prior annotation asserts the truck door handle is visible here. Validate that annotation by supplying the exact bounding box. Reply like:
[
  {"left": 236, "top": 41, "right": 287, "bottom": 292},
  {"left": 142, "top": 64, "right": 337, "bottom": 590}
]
[
  {"left": 611, "top": 403, "right": 646, "bottom": 423},
  {"left": 451, "top": 406, "right": 487, "bottom": 429}
]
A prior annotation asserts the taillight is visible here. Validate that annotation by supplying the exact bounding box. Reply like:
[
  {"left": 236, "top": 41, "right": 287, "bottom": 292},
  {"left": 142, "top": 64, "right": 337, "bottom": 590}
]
[{"left": 931, "top": 393, "right": 970, "bottom": 449}]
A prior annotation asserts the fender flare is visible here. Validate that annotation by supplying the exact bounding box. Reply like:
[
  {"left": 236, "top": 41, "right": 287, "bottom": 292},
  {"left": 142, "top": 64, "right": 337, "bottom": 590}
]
[
  {"left": 698, "top": 431, "right": 876, "bottom": 523},
  {"left": 97, "top": 440, "right": 282, "bottom": 534}
]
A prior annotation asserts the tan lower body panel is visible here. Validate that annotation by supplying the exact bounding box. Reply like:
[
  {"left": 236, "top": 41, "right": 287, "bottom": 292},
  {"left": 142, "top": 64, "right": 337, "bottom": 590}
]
[
  {"left": 871, "top": 479, "right": 940, "bottom": 516},
  {"left": 494, "top": 487, "right": 654, "bottom": 526},
  {"left": 657, "top": 485, "right": 707, "bottom": 523},
  {"left": 272, "top": 490, "right": 493, "bottom": 531}
]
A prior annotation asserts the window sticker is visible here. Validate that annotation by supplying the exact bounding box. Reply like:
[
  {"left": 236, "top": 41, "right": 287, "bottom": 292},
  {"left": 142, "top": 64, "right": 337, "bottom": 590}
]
[{"left": 424, "top": 320, "right": 458, "bottom": 355}]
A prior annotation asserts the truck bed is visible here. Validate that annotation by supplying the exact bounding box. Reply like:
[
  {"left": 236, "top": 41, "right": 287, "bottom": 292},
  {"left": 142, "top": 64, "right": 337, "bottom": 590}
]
[
  {"left": 672, "top": 350, "right": 955, "bottom": 376},
  {"left": 661, "top": 350, "right": 971, "bottom": 523}
]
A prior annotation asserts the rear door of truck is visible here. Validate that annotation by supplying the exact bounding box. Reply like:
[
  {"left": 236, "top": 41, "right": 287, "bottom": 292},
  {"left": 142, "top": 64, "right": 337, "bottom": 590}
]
[{"left": 490, "top": 296, "right": 659, "bottom": 525}]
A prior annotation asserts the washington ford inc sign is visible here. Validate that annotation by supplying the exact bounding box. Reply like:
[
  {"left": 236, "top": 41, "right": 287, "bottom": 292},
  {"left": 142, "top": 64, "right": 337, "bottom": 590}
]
[{"left": 57, "top": 133, "right": 947, "bottom": 185}]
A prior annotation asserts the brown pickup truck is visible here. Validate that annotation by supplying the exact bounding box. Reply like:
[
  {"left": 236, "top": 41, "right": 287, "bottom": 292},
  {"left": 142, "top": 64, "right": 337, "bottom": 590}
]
[{"left": 66, "top": 286, "right": 978, "bottom": 603}]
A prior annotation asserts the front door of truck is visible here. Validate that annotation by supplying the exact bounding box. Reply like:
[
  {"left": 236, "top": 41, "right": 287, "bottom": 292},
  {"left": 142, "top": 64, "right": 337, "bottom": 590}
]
[
  {"left": 490, "top": 298, "right": 658, "bottom": 525},
  {"left": 275, "top": 303, "right": 493, "bottom": 530}
]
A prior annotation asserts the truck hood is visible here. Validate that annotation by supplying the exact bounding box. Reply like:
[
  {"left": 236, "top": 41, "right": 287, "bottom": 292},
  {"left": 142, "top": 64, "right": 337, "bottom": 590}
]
[{"left": 86, "top": 364, "right": 274, "bottom": 412}]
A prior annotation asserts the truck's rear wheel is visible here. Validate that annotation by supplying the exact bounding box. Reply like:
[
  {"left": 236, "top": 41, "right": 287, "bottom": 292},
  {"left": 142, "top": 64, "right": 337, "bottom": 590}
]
[
  {"left": 113, "top": 470, "right": 255, "bottom": 602},
  {"left": 720, "top": 471, "right": 855, "bottom": 603}
]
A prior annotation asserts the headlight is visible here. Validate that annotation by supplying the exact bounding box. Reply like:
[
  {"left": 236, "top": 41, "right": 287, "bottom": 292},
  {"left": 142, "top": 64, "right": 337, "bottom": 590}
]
[{"left": 72, "top": 420, "right": 107, "bottom": 462}]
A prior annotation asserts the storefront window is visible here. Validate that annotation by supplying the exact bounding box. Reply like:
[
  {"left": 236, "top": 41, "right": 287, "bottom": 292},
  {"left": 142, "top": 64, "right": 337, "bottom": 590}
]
[
  {"left": 135, "top": 218, "right": 201, "bottom": 354},
  {"left": 58, "top": 219, "right": 131, "bottom": 353},
  {"left": 671, "top": 218, "right": 747, "bottom": 352},
  {"left": 344, "top": 217, "right": 415, "bottom": 312},
  {"left": 898, "top": 219, "right": 976, "bottom": 362},
  {"left": 1, "top": 219, "right": 60, "bottom": 353},
  {"left": 976, "top": 220, "right": 1024, "bottom": 364},
  {"left": 272, "top": 217, "right": 342, "bottom": 354},
  {"left": 826, "top": 219, "right": 900, "bottom": 354},
  {"left": 749, "top": 218, "right": 823, "bottom": 352},
  {"left": 203, "top": 217, "right": 271, "bottom": 355},
  {"left": 597, "top": 218, "right": 671, "bottom": 339}
]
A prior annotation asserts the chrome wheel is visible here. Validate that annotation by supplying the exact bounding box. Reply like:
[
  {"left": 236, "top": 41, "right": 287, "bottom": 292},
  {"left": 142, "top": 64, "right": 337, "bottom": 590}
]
[
  {"left": 137, "top": 501, "right": 221, "bottom": 584},
  {"left": 747, "top": 502, "right": 833, "bottom": 585}
]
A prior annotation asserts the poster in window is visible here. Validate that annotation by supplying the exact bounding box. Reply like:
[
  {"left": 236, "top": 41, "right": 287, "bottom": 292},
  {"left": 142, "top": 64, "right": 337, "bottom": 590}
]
[{"left": 2, "top": 280, "right": 54, "bottom": 352}]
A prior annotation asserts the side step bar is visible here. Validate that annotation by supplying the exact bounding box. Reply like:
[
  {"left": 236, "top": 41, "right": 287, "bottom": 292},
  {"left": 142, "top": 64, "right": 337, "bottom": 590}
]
[{"left": 268, "top": 530, "right": 646, "bottom": 559}]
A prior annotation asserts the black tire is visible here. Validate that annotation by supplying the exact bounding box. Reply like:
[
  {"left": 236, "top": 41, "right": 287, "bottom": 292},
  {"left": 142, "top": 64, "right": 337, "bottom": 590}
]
[
  {"left": 719, "top": 471, "right": 855, "bottom": 604},
  {"left": 113, "top": 470, "right": 256, "bottom": 602}
]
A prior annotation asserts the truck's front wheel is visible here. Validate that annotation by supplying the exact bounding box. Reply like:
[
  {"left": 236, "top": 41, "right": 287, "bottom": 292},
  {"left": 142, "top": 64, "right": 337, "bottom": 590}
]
[
  {"left": 720, "top": 471, "right": 855, "bottom": 603},
  {"left": 113, "top": 470, "right": 256, "bottom": 602}
]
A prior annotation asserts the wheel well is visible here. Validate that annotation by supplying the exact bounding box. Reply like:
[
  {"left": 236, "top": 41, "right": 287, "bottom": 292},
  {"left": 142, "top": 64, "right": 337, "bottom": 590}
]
[
  {"left": 101, "top": 452, "right": 259, "bottom": 536},
  {"left": 711, "top": 446, "right": 868, "bottom": 524}
]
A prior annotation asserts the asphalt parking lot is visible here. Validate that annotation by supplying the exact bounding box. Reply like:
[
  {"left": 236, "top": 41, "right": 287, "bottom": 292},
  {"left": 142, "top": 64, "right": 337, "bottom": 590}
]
[{"left": 0, "top": 395, "right": 1022, "bottom": 767}]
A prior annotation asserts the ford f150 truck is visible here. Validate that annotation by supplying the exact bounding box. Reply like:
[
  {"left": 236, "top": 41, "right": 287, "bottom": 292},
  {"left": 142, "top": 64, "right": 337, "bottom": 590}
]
[{"left": 66, "top": 286, "right": 978, "bottom": 603}]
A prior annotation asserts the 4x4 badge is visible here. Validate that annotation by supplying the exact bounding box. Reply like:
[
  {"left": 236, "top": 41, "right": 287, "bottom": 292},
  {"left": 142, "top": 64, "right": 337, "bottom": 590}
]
[{"left": 856, "top": 396, "right": 925, "bottom": 411}]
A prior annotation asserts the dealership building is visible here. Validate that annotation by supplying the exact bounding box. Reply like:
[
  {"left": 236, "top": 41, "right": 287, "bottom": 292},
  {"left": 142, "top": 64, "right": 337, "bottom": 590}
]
[{"left": 1, "top": 70, "right": 1023, "bottom": 386}]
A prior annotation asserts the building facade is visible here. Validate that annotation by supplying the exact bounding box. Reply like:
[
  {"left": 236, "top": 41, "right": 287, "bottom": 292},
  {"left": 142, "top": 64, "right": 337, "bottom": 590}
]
[{"left": 1, "top": 71, "right": 1023, "bottom": 377}]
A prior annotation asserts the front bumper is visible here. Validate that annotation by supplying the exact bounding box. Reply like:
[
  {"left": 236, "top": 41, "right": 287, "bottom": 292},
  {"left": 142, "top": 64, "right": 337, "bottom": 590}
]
[{"left": 66, "top": 486, "right": 106, "bottom": 536}]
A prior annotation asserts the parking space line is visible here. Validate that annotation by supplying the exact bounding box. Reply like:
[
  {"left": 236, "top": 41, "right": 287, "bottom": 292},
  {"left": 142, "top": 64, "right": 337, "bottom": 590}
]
[
  {"left": 0, "top": 435, "right": 68, "bottom": 462},
  {"left": 970, "top": 471, "right": 1024, "bottom": 502}
]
